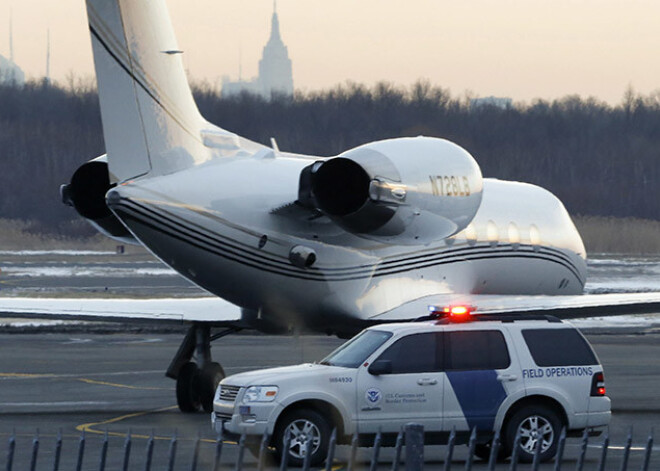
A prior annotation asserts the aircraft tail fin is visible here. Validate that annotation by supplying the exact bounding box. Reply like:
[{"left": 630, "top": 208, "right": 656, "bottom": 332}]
[{"left": 86, "top": 0, "right": 210, "bottom": 181}]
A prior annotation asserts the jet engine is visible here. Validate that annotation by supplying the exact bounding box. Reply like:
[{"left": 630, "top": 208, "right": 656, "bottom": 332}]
[
  {"left": 60, "top": 155, "right": 137, "bottom": 244},
  {"left": 298, "top": 137, "right": 483, "bottom": 245}
]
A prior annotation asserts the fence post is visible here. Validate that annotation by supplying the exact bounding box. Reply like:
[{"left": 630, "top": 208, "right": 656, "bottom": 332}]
[
  {"left": 213, "top": 431, "right": 223, "bottom": 471},
  {"left": 619, "top": 427, "right": 632, "bottom": 471},
  {"left": 347, "top": 433, "right": 358, "bottom": 471},
  {"left": 391, "top": 428, "right": 404, "bottom": 471},
  {"left": 279, "top": 430, "right": 291, "bottom": 471},
  {"left": 405, "top": 423, "right": 424, "bottom": 471},
  {"left": 508, "top": 429, "right": 521, "bottom": 471},
  {"left": 29, "top": 430, "right": 39, "bottom": 471},
  {"left": 122, "top": 430, "right": 132, "bottom": 471},
  {"left": 640, "top": 429, "right": 653, "bottom": 471},
  {"left": 301, "top": 435, "right": 312, "bottom": 471},
  {"left": 464, "top": 427, "right": 477, "bottom": 471},
  {"left": 98, "top": 430, "right": 108, "bottom": 471},
  {"left": 575, "top": 428, "right": 588, "bottom": 471},
  {"left": 369, "top": 429, "right": 382, "bottom": 471},
  {"left": 324, "top": 429, "right": 337, "bottom": 471},
  {"left": 258, "top": 430, "right": 269, "bottom": 471},
  {"left": 553, "top": 427, "right": 566, "bottom": 471},
  {"left": 52, "top": 429, "right": 62, "bottom": 471},
  {"left": 190, "top": 434, "right": 200, "bottom": 471},
  {"left": 442, "top": 427, "right": 456, "bottom": 471},
  {"left": 596, "top": 431, "right": 609, "bottom": 471},
  {"left": 166, "top": 430, "right": 178, "bottom": 471},
  {"left": 75, "top": 430, "right": 86, "bottom": 471},
  {"left": 487, "top": 430, "right": 500, "bottom": 471},
  {"left": 235, "top": 433, "right": 246, "bottom": 471},
  {"left": 143, "top": 430, "right": 154, "bottom": 471}
]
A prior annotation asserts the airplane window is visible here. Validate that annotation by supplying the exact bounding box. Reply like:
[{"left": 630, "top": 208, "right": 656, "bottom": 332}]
[
  {"left": 508, "top": 222, "right": 520, "bottom": 247},
  {"left": 529, "top": 224, "right": 541, "bottom": 246},
  {"left": 487, "top": 220, "right": 499, "bottom": 245},
  {"left": 465, "top": 224, "right": 477, "bottom": 246}
]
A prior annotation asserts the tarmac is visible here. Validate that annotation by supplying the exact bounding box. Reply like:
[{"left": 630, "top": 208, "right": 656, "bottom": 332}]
[{"left": 0, "top": 332, "right": 658, "bottom": 470}]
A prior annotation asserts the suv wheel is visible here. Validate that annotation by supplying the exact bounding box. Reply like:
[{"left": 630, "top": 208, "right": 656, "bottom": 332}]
[
  {"left": 505, "top": 405, "right": 562, "bottom": 462},
  {"left": 274, "top": 409, "right": 330, "bottom": 467}
]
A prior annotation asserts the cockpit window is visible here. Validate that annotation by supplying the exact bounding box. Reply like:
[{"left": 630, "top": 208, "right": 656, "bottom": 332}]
[{"left": 320, "top": 330, "right": 392, "bottom": 368}]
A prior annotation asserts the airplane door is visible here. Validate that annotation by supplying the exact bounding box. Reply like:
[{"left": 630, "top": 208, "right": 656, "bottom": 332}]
[
  {"left": 356, "top": 332, "right": 444, "bottom": 434},
  {"left": 442, "top": 329, "right": 521, "bottom": 432}
]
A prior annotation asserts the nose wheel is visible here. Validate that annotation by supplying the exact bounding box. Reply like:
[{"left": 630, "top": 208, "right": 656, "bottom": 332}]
[
  {"left": 176, "top": 361, "right": 225, "bottom": 413},
  {"left": 169, "top": 324, "right": 237, "bottom": 413}
]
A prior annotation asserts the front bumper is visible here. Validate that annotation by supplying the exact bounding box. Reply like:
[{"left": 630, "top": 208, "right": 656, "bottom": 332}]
[{"left": 211, "top": 401, "right": 282, "bottom": 438}]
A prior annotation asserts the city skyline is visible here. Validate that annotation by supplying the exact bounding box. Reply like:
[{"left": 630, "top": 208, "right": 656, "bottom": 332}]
[{"left": 1, "top": 0, "right": 659, "bottom": 104}]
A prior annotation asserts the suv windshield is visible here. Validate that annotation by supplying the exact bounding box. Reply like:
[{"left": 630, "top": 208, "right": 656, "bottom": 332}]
[{"left": 320, "top": 330, "right": 392, "bottom": 368}]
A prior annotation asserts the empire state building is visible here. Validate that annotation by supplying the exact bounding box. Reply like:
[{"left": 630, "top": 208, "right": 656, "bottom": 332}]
[{"left": 222, "top": 4, "right": 294, "bottom": 99}]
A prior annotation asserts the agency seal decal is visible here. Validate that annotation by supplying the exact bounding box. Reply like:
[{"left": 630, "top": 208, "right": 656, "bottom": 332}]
[{"left": 365, "top": 388, "right": 382, "bottom": 405}]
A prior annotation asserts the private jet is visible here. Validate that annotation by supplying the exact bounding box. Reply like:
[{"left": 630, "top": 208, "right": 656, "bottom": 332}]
[{"left": 2, "top": 0, "right": 659, "bottom": 413}]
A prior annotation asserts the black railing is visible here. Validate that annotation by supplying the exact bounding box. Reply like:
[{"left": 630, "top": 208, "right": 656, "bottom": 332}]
[{"left": 2, "top": 425, "right": 655, "bottom": 470}]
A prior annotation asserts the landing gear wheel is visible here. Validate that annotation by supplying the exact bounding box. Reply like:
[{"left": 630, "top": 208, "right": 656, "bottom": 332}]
[
  {"left": 274, "top": 409, "right": 331, "bottom": 467},
  {"left": 176, "top": 362, "right": 201, "bottom": 413},
  {"left": 200, "top": 362, "right": 225, "bottom": 413},
  {"left": 504, "top": 405, "right": 562, "bottom": 463}
]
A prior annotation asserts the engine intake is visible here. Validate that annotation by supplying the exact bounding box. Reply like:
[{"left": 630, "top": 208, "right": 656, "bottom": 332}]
[
  {"left": 299, "top": 137, "right": 483, "bottom": 245},
  {"left": 61, "top": 156, "right": 136, "bottom": 244}
]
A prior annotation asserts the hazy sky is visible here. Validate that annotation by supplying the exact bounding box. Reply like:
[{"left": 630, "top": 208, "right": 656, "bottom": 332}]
[{"left": 1, "top": 0, "right": 659, "bottom": 104}]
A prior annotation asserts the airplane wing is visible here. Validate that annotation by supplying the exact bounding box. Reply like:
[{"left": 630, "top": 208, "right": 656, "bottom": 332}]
[
  {"left": 0, "top": 297, "right": 242, "bottom": 325},
  {"left": 371, "top": 292, "right": 660, "bottom": 322}
]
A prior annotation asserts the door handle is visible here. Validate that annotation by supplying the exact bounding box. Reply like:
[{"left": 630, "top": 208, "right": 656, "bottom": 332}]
[
  {"left": 497, "top": 374, "right": 518, "bottom": 382},
  {"left": 417, "top": 378, "right": 438, "bottom": 386}
]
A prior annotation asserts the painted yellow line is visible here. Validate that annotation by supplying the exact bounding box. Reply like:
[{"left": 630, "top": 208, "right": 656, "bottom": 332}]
[
  {"left": 76, "top": 407, "right": 235, "bottom": 444},
  {"left": 0, "top": 373, "right": 55, "bottom": 378},
  {"left": 77, "top": 378, "right": 167, "bottom": 390},
  {"left": 76, "top": 406, "right": 179, "bottom": 440}
]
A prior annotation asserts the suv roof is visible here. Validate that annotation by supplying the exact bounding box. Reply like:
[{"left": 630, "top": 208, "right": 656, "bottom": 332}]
[{"left": 369, "top": 316, "right": 572, "bottom": 336}]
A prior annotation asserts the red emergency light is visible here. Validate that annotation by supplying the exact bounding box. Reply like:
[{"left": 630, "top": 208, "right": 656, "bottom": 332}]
[{"left": 429, "top": 305, "right": 476, "bottom": 322}]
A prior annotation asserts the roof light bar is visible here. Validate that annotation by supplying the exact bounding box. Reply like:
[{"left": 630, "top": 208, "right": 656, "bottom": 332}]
[{"left": 428, "top": 304, "right": 476, "bottom": 322}]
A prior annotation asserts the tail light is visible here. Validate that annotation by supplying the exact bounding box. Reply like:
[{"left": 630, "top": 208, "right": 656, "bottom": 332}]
[{"left": 591, "top": 371, "right": 606, "bottom": 396}]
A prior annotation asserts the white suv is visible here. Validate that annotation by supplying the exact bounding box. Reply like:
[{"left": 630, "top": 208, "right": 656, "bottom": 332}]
[{"left": 212, "top": 313, "right": 610, "bottom": 465}]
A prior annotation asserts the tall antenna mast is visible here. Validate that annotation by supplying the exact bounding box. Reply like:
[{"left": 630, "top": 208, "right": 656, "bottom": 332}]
[
  {"left": 9, "top": 9, "right": 14, "bottom": 62},
  {"left": 46, "top": 28, "right": 51, "bottom": 84}
]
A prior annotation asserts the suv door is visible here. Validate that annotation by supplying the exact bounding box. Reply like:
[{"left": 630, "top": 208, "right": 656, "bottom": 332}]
[
  {"left": 355, "top": 332, "right": 444, "bottom": 434},
  {"left": 442, "top": 329, "right": 524, "bottom": 432}
]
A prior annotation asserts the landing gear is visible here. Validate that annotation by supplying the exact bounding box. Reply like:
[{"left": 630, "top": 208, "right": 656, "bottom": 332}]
[{"left": 167, "top": 324, "right": 238, "bottom": 413}]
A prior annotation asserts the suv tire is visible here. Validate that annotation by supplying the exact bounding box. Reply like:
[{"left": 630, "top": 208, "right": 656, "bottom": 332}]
[
  {"left": 504, "top": 405, "right": 562, "bottom": 462},
  {"left": 274, "top": 408, "right": 331, "bottom": 467}
]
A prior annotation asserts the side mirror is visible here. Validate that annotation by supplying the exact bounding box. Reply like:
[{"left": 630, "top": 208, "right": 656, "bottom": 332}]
[{"left": 368, "top": 360, "right": 392, "bottom": 376}]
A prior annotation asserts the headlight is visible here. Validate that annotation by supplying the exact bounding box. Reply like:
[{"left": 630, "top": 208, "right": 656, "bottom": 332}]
[{"left": 243, "top": 386, "right": 279, "bottom": 403}]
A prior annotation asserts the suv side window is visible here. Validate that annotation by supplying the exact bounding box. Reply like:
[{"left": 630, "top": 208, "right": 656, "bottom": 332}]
[
  {"left": 522, "top": 328, "right": 598, "bottom": 366},
  {"left": 376, "top": 332, "right": 442, "bottom": 373},
  {"left": 446, "top": 330, "right": 510, "bottom": 370}
]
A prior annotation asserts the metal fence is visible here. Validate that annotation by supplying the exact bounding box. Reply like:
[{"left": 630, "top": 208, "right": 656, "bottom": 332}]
[{"left": 2, "top": 425, "right": 655, "bottom": 471}]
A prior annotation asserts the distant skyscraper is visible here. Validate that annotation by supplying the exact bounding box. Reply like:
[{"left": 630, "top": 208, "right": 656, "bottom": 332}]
[
  {"left": 222, "top": 3, "right": 293, "bottom": 99},
  {"left": 0, "top": 13, "right": 26, "bottom": 87}
]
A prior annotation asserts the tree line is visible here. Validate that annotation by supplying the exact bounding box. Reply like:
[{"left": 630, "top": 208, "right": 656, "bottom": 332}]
[{"left": 0, "top": 79, "right": 658, "bottom": 236}]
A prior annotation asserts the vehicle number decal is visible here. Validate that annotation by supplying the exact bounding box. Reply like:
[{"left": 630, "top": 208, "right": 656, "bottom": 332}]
[{"left": 329, "top": 377, "right": 352, "bottom": 383}]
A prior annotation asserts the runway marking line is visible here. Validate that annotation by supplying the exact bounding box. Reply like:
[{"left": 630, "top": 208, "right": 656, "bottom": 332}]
[
  {"left": 0, "top": 372, "right": 56, "bottom": 378},
  {"left": 0, "top": 373, "right": 168, "bottom": 391},
  {"left": 76, "top": 407, "right": 236, "bottom": 444},
  {"left": 77, "top": 378, "right": 167, "bottom": 390}
]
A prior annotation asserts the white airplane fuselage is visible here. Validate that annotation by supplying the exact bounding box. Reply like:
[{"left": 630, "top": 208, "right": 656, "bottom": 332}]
[{"left": 107, "top": 137, "right": 587, "bottom": 335}]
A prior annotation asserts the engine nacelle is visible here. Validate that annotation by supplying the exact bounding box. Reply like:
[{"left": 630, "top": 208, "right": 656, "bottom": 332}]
[
  {"left": 60, "top": 155, "right": 137, "bottom": 244},
  {"left": 298, "top": 137, "right": 483, "bottom": 245}
]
